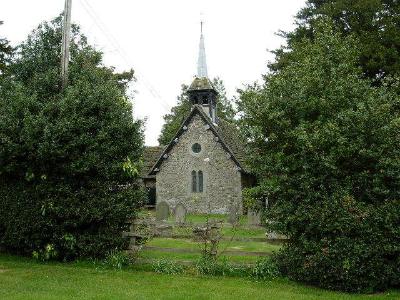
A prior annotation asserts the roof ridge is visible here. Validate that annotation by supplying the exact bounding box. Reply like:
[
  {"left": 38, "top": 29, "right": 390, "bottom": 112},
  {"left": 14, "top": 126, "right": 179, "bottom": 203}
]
[{"left": 148, "top": 106, "right": 245, "bottom": 176}]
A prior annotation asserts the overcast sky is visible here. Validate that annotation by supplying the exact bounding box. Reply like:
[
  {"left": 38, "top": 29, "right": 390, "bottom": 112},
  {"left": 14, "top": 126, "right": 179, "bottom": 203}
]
[{"left": 1, "top": 0, "right": 306, "bottom": 145}]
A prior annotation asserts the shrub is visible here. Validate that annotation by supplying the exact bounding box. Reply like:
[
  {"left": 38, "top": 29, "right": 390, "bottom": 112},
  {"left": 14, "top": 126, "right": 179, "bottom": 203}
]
[
  {"left": 238, "top": 20, "right": 400, "bottom": 292},
  {"left": 32, "top": 244, "right": 58, "bottom": 262},
  {"left": 275, "top": 198, "right": 400, "bottom": 292},
  {"left": 251, "top": 257, "right": 280, "bottom": 281},
  {"left": 152, "top": 259, "right": 185, "bottom": 275},
  {"left": 103, "top": 250, "right": 135, "bottom": 269},
  {"left": 0, "top": 17, "right": 145, "bottom": 260}
]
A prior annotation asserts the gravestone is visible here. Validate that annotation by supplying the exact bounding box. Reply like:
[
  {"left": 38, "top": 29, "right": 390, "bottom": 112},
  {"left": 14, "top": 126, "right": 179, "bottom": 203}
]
[
  {"left": 247, "top": 209, "right": 261, "bottom": 226},
  {"left": 228, "top": 204, "right": 240, "bottom": 225},
  {"left": 175, "top": 203, "right": 187, "bottom": 224},
  {"left": 156, "top": 201, "right": 170, "bottom": 221}
]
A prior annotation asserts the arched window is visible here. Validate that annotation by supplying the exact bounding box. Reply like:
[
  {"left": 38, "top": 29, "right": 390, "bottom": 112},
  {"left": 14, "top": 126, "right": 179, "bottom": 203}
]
[
  {"left": 198, "top": 171, "right": 203, "bottom": 192},
  {"left": 192, "top": 170, "right": 197, "bottom": 193},
  {"left": 191, "top": 170, "right": 204, "bottom": 193}
]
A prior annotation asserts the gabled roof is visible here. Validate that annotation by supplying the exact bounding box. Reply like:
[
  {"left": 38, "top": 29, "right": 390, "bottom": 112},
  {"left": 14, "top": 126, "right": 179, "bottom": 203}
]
[
  {"left": 148, "top": 105, "right": 250, "bottom": 176},
  {"left": 141, "top": 146, "right": 165, "bottom": 178},
  {"left": 215, "top": 119, "right": 248, "bottom": 171}
]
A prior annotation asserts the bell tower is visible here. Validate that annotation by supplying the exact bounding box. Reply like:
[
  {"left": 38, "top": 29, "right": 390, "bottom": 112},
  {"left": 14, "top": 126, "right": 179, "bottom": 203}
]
[{"left": 187, "top": 20, "right": 218, "bottom": 124}]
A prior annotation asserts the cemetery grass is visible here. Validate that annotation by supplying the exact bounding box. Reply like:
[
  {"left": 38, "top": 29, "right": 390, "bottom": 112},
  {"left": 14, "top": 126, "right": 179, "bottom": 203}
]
[
  {"left": 171, "top": 225, "right": 267, "bottom": 238},
  {"left": 1, "top": 254, "right": 399, "bottom": 300},
  {"left": 139, "top": 249, "right": 261, "bottom": 263},
  {"left": 146, "top": 237, "right": 281, "bottom": 253}
]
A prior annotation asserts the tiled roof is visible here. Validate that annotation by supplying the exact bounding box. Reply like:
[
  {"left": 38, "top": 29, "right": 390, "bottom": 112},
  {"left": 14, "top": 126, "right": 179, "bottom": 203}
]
[
  {"left": 141, "top": 146, "right": 164, "bottom": 178},
  {"left": 188, "top": 77, "right": 216, "bottom": 91},
  {"left": 216, "top": 119, "right": 249, "bottom": 172}
]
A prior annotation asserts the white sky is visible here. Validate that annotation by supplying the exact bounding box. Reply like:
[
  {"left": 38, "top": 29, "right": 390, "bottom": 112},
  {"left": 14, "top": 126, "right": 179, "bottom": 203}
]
[{"left": 1, "top": 0, "right": 306, "bottom": 145}]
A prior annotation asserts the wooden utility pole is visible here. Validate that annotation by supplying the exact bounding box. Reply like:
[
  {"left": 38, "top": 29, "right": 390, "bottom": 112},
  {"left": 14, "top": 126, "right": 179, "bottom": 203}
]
[{"left": 61, "top": 0, "right": 72, "bottom": 89}]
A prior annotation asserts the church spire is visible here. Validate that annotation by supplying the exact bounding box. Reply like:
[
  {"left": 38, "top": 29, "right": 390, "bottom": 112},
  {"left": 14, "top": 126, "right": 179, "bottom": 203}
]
[
  {"left": 197, "top": 20, "right": 208, "bottom": 78},
  {"left": 188, "top": 18, "right": 218, "bottom": 124}
]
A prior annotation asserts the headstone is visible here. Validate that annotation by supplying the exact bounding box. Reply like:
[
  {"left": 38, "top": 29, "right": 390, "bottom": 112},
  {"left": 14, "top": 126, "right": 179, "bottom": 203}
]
[
  {"left": 175, "top": 203, "right": 187, "bottom": 224},
  {"left": 156, "top": 201, "right": 170, "bottom": 221},
  {"left": 228, "top": 204, "right": 240, "bottom": 225},
  {"left": 247, "top": 209, "right": 262, "bottom": 226}
]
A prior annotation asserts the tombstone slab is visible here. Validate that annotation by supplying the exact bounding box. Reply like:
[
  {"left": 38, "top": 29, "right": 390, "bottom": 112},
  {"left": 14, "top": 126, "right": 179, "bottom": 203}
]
[
  {"left": 156, "top": 201, "right": 170, "bottom": 221},
  {"left": 175, "top": 203, "right": 187, "bottom": 224},
  {"left": 228, "top": 205, "right": 240, "bottom": 225},
  {"left": 247, "top": 209, "right": 262, "bottom": 226}
]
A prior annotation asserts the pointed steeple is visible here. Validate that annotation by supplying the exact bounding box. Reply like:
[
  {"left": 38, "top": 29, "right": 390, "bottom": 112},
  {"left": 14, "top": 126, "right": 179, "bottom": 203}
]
[
  {"left": 188, "top": 19, "right": 218, "bottom": 124},
  {"left": 197, "top": 21, "right": 208, "bottom": 78}
]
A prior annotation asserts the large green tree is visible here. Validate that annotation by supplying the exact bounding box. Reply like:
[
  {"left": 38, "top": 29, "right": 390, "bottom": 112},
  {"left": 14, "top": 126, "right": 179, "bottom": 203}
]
[
  {"left": 158, "top": 78, "right": 235, "bottom": 145},
  {"left": 238, "top": 20, "right": 400, "bottom": 292},
  {"left": 0, "top": 21, "right": 13, "bottom": 75},
  {"left": 271, "top": 0, "right": 400, "bottom": 83},
  {"left": 0, "top": 16, "right": 144, "bottom": 260}
]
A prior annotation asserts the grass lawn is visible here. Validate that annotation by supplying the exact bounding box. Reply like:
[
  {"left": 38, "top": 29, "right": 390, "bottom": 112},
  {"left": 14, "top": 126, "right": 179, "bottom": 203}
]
[
  {"left": 139, "top": 249, "right": 261, "bottom": 264},
  {"left": 170, "top": 225, "right": 267, "bottom": 239},
  {"left": 146, "top": 237, "right": 281, "bottom": 253},
  {"left": 1, "top": 254, "right": 399, "bottom": 300}
]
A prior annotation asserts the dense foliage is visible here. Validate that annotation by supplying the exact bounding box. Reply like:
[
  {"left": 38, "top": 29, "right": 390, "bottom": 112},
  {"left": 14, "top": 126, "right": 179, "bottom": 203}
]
[
  {"left": 271, "top": 0, "right": 400, "bottom": 83},
  {"left": 158, "top": 78, "right": 235, "bottom": 145},
  {"left": 0, "top": 17, "right": 145, "bottom": 260},
  {"left": 238, "top": 20, "right": 400, "bottom": 292},
  {"left": 0, "top": 21, "right": 13, "bottom": 75}
]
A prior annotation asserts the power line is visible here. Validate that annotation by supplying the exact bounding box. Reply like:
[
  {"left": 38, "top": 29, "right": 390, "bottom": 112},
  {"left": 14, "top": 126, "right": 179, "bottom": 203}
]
[{"left": 78, "top": 0, "right": 171, "bottom": 112}]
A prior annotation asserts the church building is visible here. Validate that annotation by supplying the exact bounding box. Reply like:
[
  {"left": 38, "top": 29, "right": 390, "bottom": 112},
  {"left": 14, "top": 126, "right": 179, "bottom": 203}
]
[{"left": 142, "top": 26, "right": 254, "bottom": 215}]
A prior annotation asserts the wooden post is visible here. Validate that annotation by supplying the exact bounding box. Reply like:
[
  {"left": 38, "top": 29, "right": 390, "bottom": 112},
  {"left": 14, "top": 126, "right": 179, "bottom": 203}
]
[{"left": 61, "top": 0, "right": 72, "bottom": 89}]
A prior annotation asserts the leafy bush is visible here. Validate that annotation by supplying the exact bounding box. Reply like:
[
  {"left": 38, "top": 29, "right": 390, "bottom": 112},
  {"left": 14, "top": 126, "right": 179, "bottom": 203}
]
[
  {"left": 0, "top": 17, "right": 145, "bottom": 260},
  {"left": 238, "top": 20, "right": 400, "bottom": 292},
  {"left": 251, "top": 257, "right": 280, "bottom": 281},
  {"left": 103, "top": 250, "right": 135, "bottom": 270},
  {"left": 32, "top": 244, "right": 58, "bottom": 262},
  {"left": 152, "top": 259, "right": 185, "bottom": 275},
  {"left": 275, "top": 198, "right": 400, "bottom": 292}
]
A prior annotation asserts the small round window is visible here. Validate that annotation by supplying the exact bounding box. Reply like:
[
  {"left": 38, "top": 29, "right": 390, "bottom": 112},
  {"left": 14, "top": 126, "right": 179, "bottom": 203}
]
[{"left": 192, "top": 143, "right": 202, "bottom": 153}]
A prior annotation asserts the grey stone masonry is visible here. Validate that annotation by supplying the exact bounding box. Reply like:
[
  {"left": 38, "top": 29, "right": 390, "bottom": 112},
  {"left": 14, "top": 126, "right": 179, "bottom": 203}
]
[{"left": 156, "top": 113, "right": 243, "bottom": 214}]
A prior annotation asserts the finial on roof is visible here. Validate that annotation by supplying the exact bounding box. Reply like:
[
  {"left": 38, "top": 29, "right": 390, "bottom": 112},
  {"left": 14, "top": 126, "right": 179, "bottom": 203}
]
[{"left": 197, "top": 17, "right": 208, "bottom": 78}]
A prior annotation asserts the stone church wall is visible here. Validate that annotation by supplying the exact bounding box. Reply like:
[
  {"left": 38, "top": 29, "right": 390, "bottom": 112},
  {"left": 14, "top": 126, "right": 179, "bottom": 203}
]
[{"left": 156, "top": 114, "right": 243, "bottom": 214}]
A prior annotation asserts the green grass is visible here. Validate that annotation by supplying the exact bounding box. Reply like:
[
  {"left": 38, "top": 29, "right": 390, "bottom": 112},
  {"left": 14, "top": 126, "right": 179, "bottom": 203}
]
[
  {"left": 1, "top": 254, "right": 399, "bottom": 300},
  {"left": 171, "top": 225, "right": 267, "bottom": 239},
  {"left": 142, "top": 237, "right": 280, "bottom": 264},
  {"left": 147, "top": 237, "right": 281, "bottom": 253},
  {"left": 139, "top": 249, "right": 261, "bottom": 264}
]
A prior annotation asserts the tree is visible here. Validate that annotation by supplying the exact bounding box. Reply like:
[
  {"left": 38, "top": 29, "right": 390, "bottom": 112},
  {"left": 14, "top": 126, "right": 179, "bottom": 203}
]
[
  {"left": 0, "top": 21, "right": 13, "bottom": 75},
  {"left": 270, "top": 0, "right": 400, "bottom": 83},
  {"left": 0, "top": 16, "right": 145, "bottom": 260},
  {"left": 238, "top": 20, "right": 400, "bottom": 292},
  {"left": 158, "top": 78, "right": 236, "bottom": 145}
]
